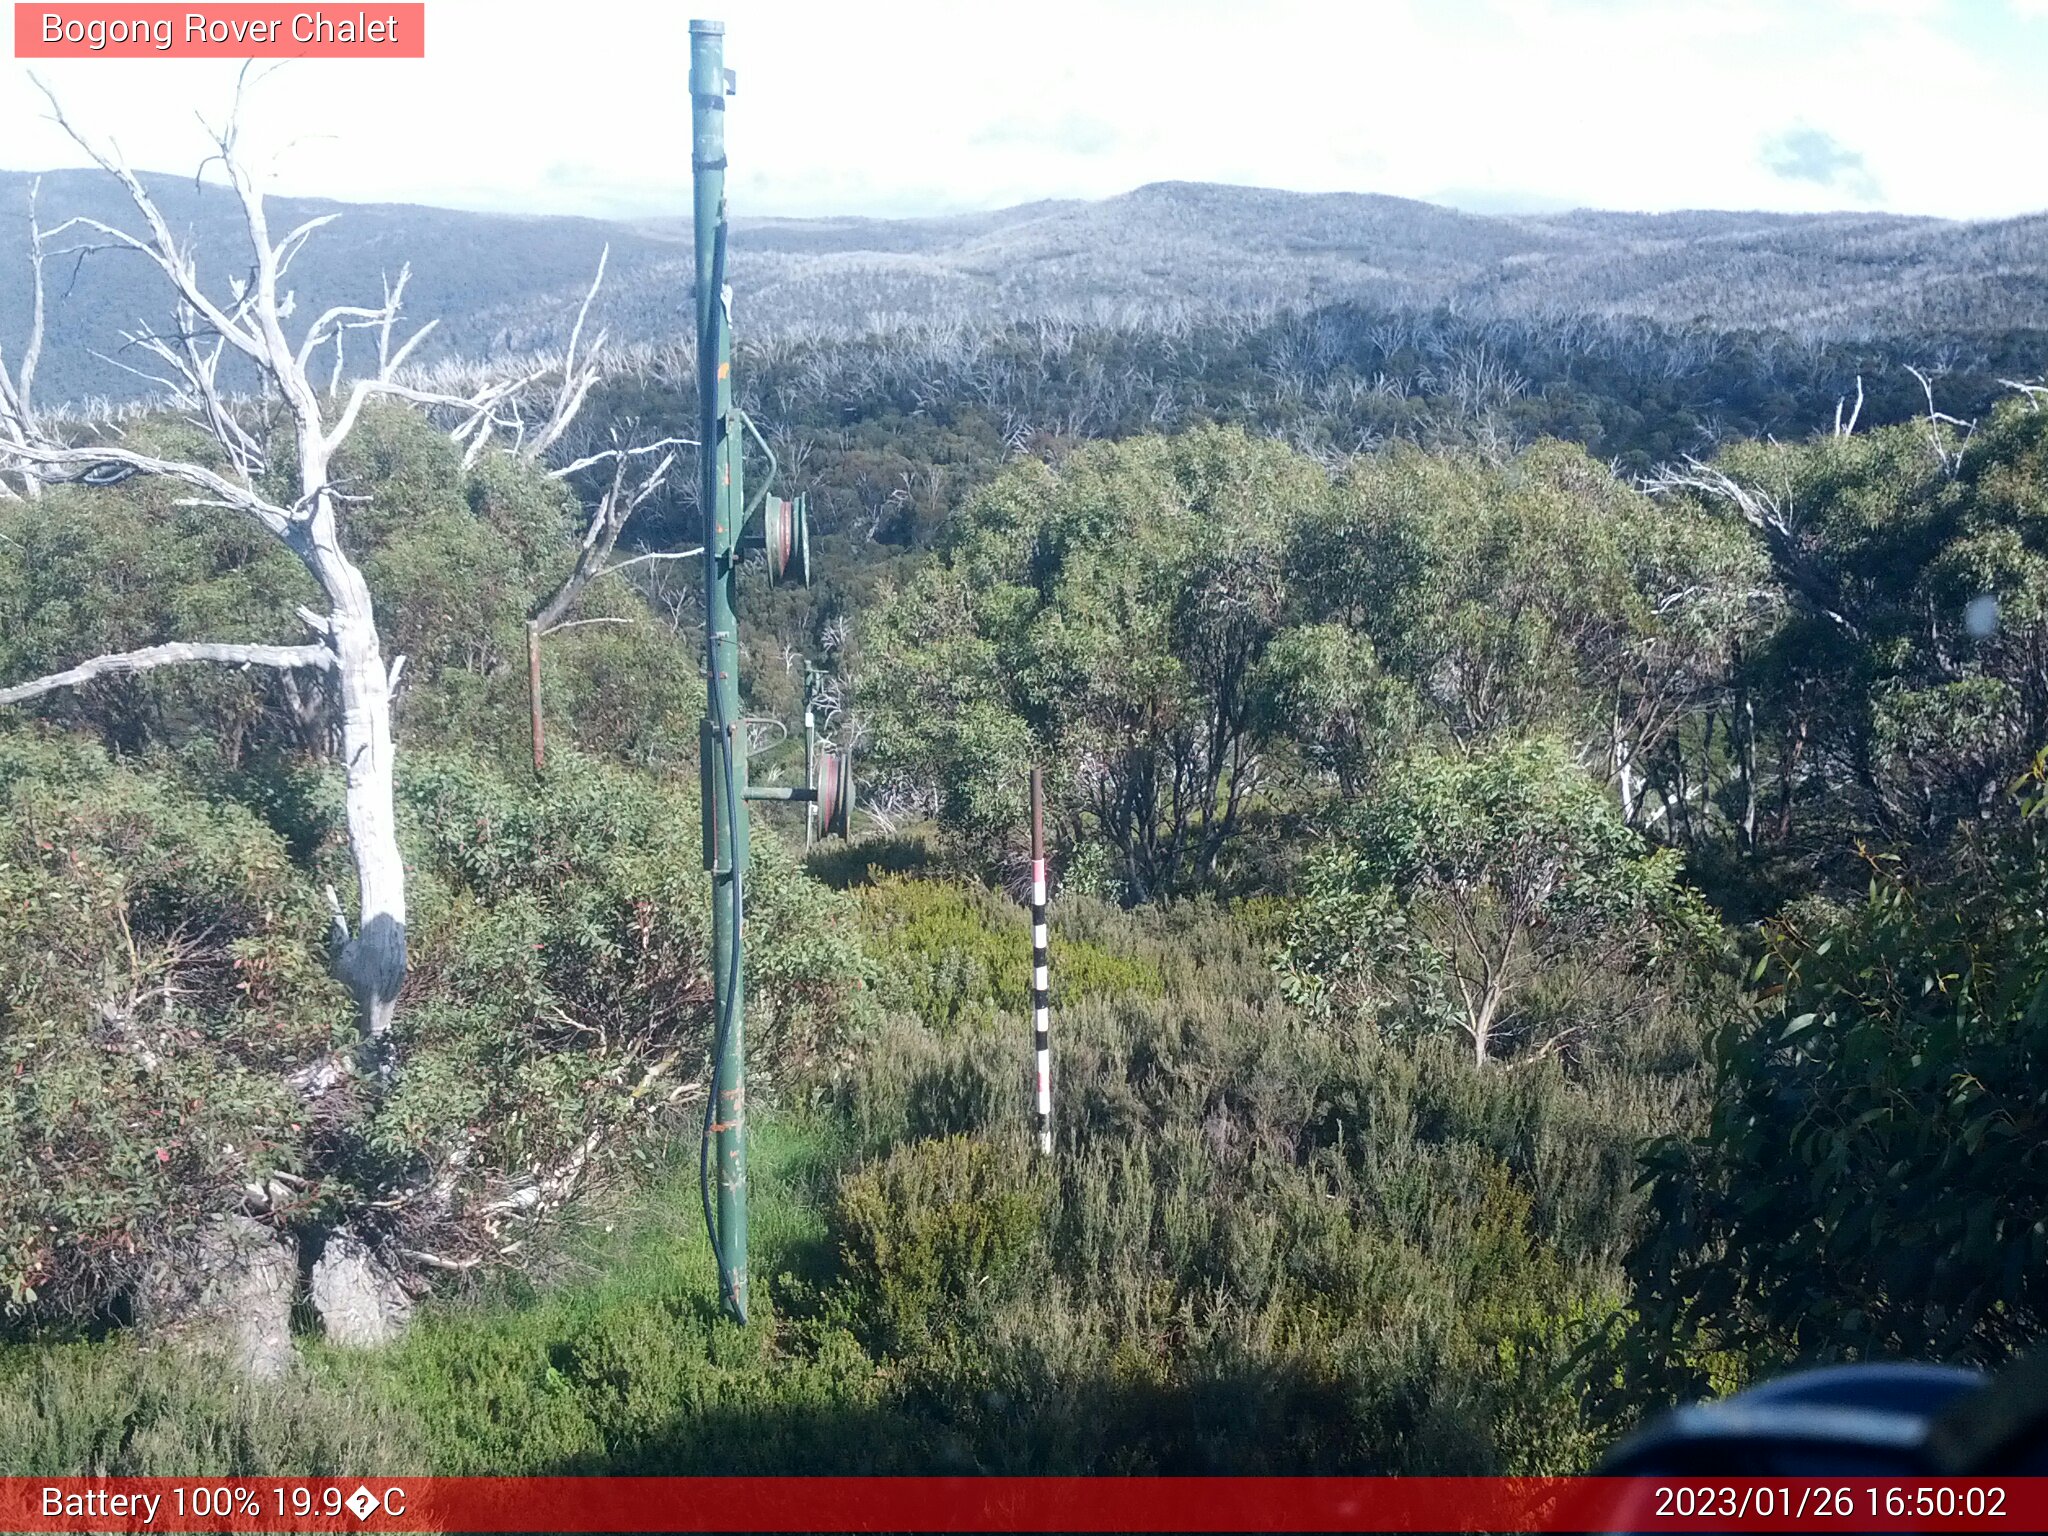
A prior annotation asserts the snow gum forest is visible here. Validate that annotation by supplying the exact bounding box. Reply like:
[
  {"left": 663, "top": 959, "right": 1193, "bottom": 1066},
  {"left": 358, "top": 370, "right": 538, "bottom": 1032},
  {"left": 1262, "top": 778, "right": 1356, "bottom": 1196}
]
[{"left": 1, "top": 127, "right": 2046, "bottom": 1476}]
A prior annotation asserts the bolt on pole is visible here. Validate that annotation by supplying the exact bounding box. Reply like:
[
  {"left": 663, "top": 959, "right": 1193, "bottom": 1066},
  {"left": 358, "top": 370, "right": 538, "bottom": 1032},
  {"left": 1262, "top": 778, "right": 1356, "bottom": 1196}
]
[{"left": 691, "top": 16, "right": 748, "bottom": 1325}]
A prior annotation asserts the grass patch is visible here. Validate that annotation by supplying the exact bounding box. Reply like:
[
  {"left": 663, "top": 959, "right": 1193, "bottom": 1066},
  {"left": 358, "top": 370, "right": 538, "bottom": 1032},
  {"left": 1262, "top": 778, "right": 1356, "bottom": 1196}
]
[
  {"left": 0, "top": 1115, "right": 894, "bottom": 1476},
  {"left": 337, "top": 1113, "right": 900, "bottom": 1475}
]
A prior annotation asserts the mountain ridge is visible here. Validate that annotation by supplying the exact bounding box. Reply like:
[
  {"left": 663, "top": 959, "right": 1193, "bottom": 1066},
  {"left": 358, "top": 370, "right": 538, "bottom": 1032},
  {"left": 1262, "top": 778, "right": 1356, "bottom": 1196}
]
[{"left": 3, "top": 170, "right": 2043, "bottom": 403}]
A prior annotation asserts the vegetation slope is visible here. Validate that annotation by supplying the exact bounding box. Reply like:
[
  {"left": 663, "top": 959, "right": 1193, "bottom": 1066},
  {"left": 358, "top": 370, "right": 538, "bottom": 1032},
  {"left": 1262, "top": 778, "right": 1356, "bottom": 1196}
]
[{"left": 3, "top": 308, "right": 2047, "bottom": 1477}]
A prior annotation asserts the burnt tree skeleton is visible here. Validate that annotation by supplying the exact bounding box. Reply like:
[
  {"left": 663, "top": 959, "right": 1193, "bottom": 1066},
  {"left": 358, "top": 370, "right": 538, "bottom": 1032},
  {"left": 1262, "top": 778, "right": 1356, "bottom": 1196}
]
[
  {"left": 0, "top": 80, "right": 533, "bottom": 1060},
  {"left": 0, "top": 177, "right": 47, "bottom": 500},
  {"left": 508, "top": 248, "right": 702, "bottom": 773}
]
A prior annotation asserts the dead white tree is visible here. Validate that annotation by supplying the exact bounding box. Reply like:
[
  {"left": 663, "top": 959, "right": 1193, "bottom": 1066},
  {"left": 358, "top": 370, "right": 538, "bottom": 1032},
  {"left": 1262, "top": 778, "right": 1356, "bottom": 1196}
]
[
  {"left": 525, "top": 434, "right": 694, "bottom": 772},
  {"left": 1904, "top": 364, "right": 1972, "bottom": 475},
  {"left": 406, "top": 246, "right": 701, "bottom": 774},
  {"left": 520, "top": 246, "right": 611, "bottom": 466},
  {"left": 0, "top": 84, "right": 511, "bottom": 1059},
  {"left": 1833, "top": 373, "right": 1863, "bottom": 438},
  {"left": 2002, "top": 378, "right": 2048, "bottom": 412},
  {"left": 0, "top": 178, "right": 47, "bottom": 500},
  {"left": 1647, "top": 457, "right": 1861, "bottom": 640}
]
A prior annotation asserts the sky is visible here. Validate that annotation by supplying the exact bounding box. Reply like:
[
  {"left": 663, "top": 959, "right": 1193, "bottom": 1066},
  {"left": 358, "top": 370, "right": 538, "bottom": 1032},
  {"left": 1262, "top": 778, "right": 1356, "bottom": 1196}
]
[{"left": 3, "top": 0, "right": 2046, "bottom": 223}]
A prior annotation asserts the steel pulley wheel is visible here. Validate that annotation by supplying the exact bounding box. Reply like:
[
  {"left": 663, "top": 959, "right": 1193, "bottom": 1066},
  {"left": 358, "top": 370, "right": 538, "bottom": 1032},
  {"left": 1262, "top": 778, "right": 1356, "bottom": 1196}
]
[
  {"left": 763, "top": 493, "right": 811, "bottom": 587},
  {"left": 816, "top": 746, "right": 854, "bottom": 839}
]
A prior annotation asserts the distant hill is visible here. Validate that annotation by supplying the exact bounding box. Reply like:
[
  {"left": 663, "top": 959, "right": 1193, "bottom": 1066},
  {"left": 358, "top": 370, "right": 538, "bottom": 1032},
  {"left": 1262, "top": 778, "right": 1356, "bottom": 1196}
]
[{"left": 3, "top": 170, "right": 2045, "bottom": 403}]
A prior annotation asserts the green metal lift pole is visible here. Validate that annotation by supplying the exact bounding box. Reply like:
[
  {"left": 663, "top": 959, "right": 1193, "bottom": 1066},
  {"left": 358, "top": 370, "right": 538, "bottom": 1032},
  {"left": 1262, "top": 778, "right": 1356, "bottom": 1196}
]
[{"left": 691, "top": 17, "right": 748, "bottom": 1325}]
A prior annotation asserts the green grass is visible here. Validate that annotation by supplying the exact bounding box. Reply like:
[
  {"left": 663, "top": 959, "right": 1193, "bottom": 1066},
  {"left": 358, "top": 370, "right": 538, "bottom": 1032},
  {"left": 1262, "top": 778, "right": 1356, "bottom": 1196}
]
[
  {"left": 332, "top": 1113, "right": 907, "bottom": 1476},
  {"left": 0, "top": 1114, "right": 895, "bottom": 1476}
]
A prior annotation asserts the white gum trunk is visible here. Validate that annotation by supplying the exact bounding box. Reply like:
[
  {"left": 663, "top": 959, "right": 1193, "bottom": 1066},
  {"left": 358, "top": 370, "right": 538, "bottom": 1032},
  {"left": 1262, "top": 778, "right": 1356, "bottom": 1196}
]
[
  {"left": 333, "top": 603, "right": 406, "bottom": 1047},
  {"left": 305, "top": 496, "right": 407, "bottom": 1054}
]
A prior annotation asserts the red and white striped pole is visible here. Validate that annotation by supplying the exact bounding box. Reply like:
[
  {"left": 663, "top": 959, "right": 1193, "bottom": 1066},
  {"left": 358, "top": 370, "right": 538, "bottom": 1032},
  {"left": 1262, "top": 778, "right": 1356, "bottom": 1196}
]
[{"left": 1029, "top": 766, "right": 1052, "bottom": 1155}]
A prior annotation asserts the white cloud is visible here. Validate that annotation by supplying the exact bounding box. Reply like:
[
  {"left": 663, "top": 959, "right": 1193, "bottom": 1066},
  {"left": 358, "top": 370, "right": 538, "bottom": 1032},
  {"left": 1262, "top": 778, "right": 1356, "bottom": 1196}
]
[
  {"left": 1760, "top": 125, "right": 1883, "bottom": 203},
  {"left": 0, "top": 0, "right": 2042, "bottom": 220}
]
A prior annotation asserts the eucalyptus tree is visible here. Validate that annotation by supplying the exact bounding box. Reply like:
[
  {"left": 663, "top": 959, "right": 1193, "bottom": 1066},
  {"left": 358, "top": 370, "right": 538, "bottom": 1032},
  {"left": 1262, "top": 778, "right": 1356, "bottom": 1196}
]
[
  {"left": 1282, "top": 738, "right": 1716, "bottom": 1064},
  {"left": 1626, "top": 758, "right": 2048, "bottom": 1390},
  {"left": 0, "top": 90, "right": 535, "bottom": 1056},
  {"left": 864, "top": 425, "right": 1328, "bottom": 899},
  {"left": 1297, "top": 440, "right": 1773, "bottom": 825},
  {"left": 1651, "top": 393, "right": 2048, "bottom": 858}
]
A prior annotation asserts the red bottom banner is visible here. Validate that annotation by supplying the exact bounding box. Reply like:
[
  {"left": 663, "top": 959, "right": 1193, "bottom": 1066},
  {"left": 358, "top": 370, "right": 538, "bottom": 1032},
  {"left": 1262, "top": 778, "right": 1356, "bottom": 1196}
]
[{"left": 1, "top": 1476, "right": 2043, "bottom": 1533}]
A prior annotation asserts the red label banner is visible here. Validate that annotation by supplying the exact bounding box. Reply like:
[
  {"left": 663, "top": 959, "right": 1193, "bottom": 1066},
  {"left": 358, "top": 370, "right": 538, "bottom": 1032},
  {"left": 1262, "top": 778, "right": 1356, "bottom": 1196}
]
[
  {"left": 0, "top": 1476, "right": 2043, "bottom": 1532},
  {"left": 13, "top": 5, "right": 425, "bottom": 58}
]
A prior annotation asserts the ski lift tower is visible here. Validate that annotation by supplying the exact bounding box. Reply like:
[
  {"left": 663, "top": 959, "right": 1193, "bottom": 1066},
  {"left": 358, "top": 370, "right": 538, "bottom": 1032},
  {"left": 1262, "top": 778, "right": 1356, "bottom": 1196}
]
[{"left": 690, "top": 19, "right": 852, "bottom": 1325}]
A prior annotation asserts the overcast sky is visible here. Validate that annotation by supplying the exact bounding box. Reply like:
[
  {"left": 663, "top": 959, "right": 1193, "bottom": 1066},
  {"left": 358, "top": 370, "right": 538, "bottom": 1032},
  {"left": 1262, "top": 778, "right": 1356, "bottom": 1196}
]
[{"left": 4, "top": 0, "right": 2046, "bottom": 222}]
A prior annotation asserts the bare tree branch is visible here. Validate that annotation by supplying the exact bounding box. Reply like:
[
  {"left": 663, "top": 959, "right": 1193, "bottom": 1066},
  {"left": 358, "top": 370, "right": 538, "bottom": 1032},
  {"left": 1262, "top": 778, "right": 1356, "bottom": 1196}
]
[
  {"left": 296, "top": 303, "right": 387, "bottom": 374},
  {"left": 540, "top": 616, "right": 637, "bottom": 637},
  {"left": 1833, "top": 373, "right": 1863, "bottom": 437},
  {"left": 549, "top": 436, "right": 694, "bottom": 479},
  {"left": 599, "top": 546, "right": 703, "bottom": 579},
  {"left": 32, "top": 81, "right": 273, "bottom": 369},
  {"left": 1904, "top": 364, "right": 1970, "bottom": 473},
  {"left": 325, "top": 373, "right": 512, "bottom": 458},
  {"left": 8, "top": 441, "right": 293, "bottom": 535},
  {"left": 271, "top": 211, "right": 340, "bottom": 281},
  {"left": 522, "top": 246, "right": 609, "bottom": 464},
  {"left": 1647, "top": 457, "right": 1861, "bottom": 638},
  {"left": 523, "top": 441, "right": 681, "bottom": 771},
  {"left": 2000, "top": 378, "right": 2048, "bottom": 412},
  {"left": 0, "top": 177, "right": 48, "bottom": 498},
  {"left": 531, "top": 445, "right": 679, "bottom": 634},
  {"left": 0, "top": 640, "right": 332, "bottom": 705}
]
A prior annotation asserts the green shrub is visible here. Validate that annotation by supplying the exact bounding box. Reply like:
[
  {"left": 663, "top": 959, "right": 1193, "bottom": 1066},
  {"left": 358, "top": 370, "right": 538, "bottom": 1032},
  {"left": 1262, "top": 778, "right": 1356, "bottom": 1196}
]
[
  {"left": 834, "top": 1136, "right": 1049, "bottom": 1352},
  {"left": 1626, "top": 759, "right": 2048, "bottom": 1396},
  {"left": 0, "top": 724, "right": 875, "bottom": 1326},
  {"left": 804, "top": 829, "right": 938, "bottom": 890},
  {"left": 826, "top": 913, "right": 1703, "bottom": 1473},
  {"left": 0, "top": 729, "right": 347, "bottom": 1324},
  {"left": 367, "top": 748, "right": 873, "bottom": 1256},
  {"left": 855, "top": 877, "right": 1162, "bottom": 1034},
  {"left": 1275, "top": 740, "right": 1721, "bottom": 1063}
]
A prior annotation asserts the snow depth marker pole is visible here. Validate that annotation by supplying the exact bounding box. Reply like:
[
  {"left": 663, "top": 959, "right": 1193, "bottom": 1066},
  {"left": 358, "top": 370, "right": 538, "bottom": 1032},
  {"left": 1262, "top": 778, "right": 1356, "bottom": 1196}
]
[{"left": 1030, "top": 767, "right": 1052, "bottom": 1155}]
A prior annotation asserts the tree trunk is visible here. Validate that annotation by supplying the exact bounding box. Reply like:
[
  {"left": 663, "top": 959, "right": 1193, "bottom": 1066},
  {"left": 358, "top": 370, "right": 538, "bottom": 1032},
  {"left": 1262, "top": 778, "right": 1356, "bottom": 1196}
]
[
  {"left": 528, "top": 622, "right": 546, "bottom": 775},
  {"left": 1739, "top": 695, "right": 1758, "bottom": 854},
  {"left": 1776, "top": 711, "right": 1806, "bottom": 846},
  {"left": 1611, "top": 702, "right": 1640, "bottom": 826},
  {"left": 1470, "top": 976, "right": 1505, "bottom": 1066},
  {"left": 1730, "top": 641, "right": 1757, "bottom": 854},
  {"left": 319, "top": 552, "right": 408, "bottom": 1056}
]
